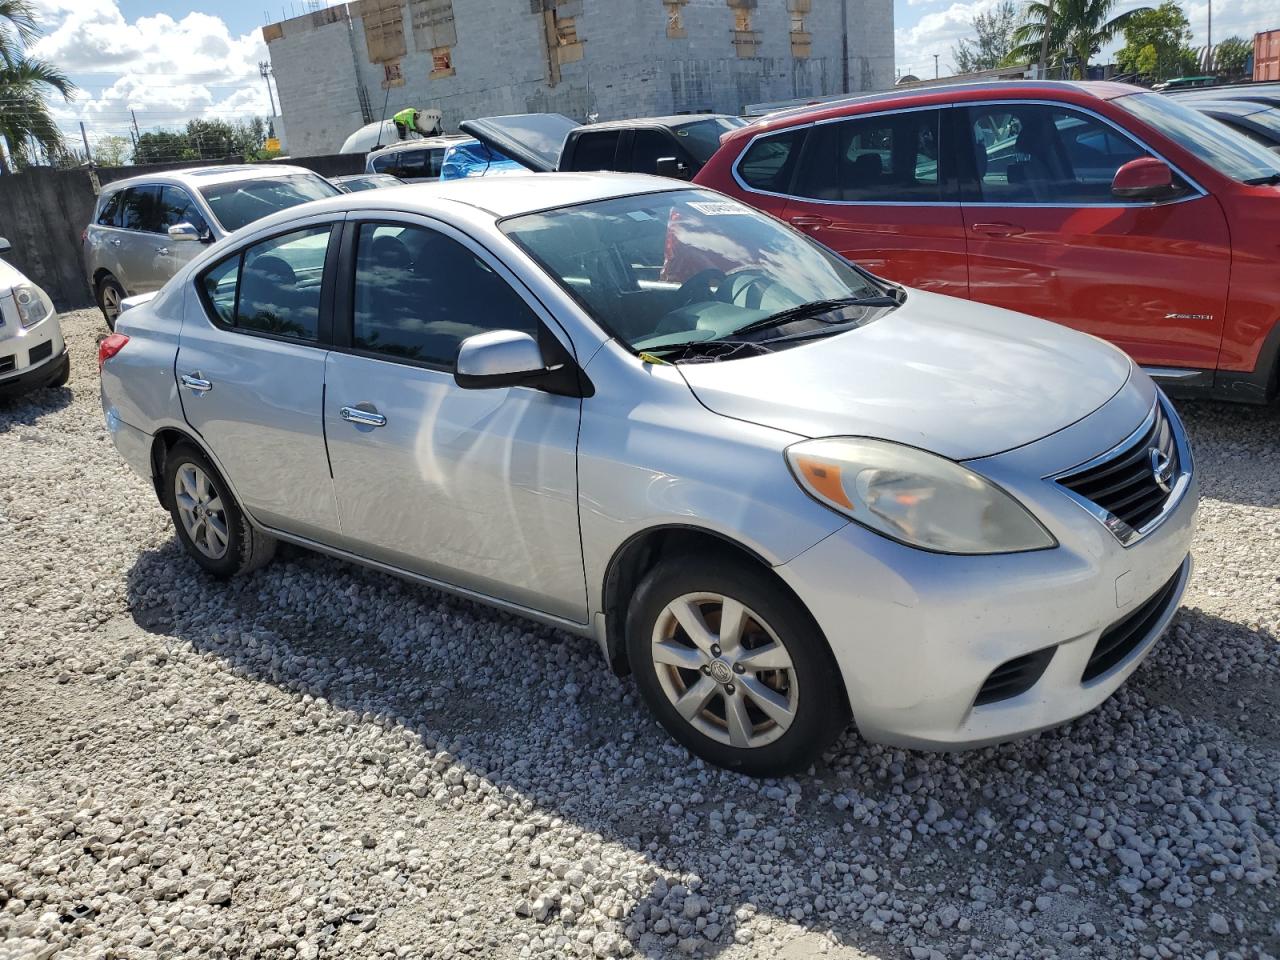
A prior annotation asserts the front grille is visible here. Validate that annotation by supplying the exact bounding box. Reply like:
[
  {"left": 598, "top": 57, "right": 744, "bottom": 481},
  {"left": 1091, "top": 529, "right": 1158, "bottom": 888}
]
[
  {"left": 975, "top": 647, "right": 1055, "bottom": 705},
  {"left": 28, "top": 340, "right": 52, "bottom": 364},
  {"left": 0, "top": 353, "right": 13, "bottom": 374},
  {"left": 1082, "top": 570, "right": 1182, "bottom": 683},
  {"left": 1057, "top": 403, "right": 1178, "bottom": 536}
]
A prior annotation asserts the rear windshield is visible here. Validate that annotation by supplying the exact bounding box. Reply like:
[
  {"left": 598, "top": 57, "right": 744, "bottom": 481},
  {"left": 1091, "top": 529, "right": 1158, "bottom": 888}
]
[
  {"left": 674, "top": 117, "right": 748, "bottom": 163},
  {"left": 199, "top": 174, "right": 340, "bottom": 232},
  {"left": 1115, "top": 93, "right": 1280, "bottom": 184}
]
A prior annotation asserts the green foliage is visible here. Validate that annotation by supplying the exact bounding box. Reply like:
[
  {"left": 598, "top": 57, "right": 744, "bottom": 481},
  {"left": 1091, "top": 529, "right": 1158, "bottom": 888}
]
[
  {"left": 1116, "top": 2, "right": 1195, "bottom": 80},
  {"left": 1214, "top": 36, "right": 1250, "bottom": 77},
  {"left": 133, "top": 118, "right": 270, "bottom": 165},
  {"left": 1011, "top": 0, "right": 1151, "bottom": 79},
  {"left": 0, "top": 1, "right": 76, "bottom": 173},
  {"left": 93, "top": 134, "right": 131, "bottom": 167},
  {"left": 952, "top": 0, "right": 1020, "bottom": 73}
]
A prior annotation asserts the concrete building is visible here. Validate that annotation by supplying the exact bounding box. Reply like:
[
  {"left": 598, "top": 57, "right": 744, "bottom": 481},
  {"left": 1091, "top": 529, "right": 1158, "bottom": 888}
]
[{"left": 263, "top": 0, "right": 894, "bottom": 158}]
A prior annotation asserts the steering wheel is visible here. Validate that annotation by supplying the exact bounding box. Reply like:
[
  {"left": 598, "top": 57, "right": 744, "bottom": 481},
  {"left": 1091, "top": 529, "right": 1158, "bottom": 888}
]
[
  {"left": 673, "top": 268, "right": 727, "bottom": 307},
  {"left": 717, "top": 268, "right": 775, "bottom": 309}
]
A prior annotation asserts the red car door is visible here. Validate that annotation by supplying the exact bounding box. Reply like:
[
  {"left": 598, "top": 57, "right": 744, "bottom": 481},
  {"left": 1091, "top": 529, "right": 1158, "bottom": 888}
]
[
  {"left": 778, "top": 108, "right": 970, "bottom": 298},
  {"left": 958, "top": 100, "right": 1231, "bottom": 371}
]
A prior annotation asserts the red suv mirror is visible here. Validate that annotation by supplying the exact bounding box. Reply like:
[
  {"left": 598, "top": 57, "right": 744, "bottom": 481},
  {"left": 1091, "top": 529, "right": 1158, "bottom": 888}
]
[{"left": 1112, "top": 158, "right": 1178, "bottom": 201}]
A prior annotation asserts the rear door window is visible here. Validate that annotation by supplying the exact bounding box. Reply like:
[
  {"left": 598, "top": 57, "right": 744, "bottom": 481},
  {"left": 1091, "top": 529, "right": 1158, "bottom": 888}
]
[
  {"left": 119, "top": 185, "right": 162, "bottom": 232},
  {"left": 97, "top": 191, "right": 124, "bottom": 226},
  {"left": 793, "top": 110, "right": 942, "bottom": 202},
  {"left": 570, "top": 131, "right": 621, "bottom": 170}
]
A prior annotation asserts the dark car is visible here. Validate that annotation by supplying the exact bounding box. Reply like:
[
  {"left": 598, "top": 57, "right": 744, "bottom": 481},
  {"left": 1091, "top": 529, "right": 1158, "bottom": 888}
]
[
  {"left": 460, "top": 113, "right": 746, "bottom": 179},
  {"left": 1180, "top": 99, "right": 1280, "bottom": 150}
]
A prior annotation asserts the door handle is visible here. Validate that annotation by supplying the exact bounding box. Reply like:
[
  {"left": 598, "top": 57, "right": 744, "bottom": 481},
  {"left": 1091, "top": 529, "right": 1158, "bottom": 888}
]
[
  {"left": 971, "top": 222, "right": 1024, "bottom": 237},
  {"left": 789, "top": 215, "right": 831, "bottom": 229},
  {"left": 157, "top": 247, "right": 169, "bottom": 255},
  {"left": 340, "top": 405, "right": 386, "bottom": 427},
  {"left": 111, "top": 239, "right": 121, "bottom": 246},
  {"left": 180, "top": 373, "right": 212, "bottom": 394}
]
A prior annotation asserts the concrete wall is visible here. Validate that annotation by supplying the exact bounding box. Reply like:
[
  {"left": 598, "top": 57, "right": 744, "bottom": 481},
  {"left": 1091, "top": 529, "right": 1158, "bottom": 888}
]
[
  {"left": 267, "top": 0, "right": 895, "bottom": 158},
  {"left": 0, "top": 155, "right": 366, "bottom": 312}
]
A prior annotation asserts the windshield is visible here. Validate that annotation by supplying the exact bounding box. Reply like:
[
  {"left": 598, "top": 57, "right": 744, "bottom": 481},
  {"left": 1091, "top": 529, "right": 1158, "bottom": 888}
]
[
  {"left": 502, "top": 189, "right": 885, "bottom": 353},
  {"left": 675, "top": 117, "right": 748, "bottom": 164},
  {"left": 1115, "top": 93, "right": 1280, "bottom": 184},
  {"left": 199, "top": 174, "right": 339, "bottom": 232}
]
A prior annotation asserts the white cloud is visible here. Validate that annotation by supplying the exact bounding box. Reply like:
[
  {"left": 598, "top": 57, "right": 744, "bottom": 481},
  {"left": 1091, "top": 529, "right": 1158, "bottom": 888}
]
[{"left": 27, "top": 0, "right": 272, "bottom": 149}]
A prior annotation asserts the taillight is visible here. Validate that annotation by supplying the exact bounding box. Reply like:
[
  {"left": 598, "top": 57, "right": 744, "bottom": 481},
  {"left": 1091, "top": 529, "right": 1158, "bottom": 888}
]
[{"left": 98, "top": 333, "right": 129, "bottom": 371}]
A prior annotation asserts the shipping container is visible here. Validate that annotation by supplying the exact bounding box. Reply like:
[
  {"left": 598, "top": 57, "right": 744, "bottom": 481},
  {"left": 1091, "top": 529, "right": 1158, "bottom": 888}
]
[{"left": 1256, "top": 29, "right": 1280, "bottom": 82}]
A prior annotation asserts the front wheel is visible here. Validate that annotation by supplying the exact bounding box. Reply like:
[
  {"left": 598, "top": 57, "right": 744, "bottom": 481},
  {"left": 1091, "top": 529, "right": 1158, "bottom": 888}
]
[
  {"left": 162, "top": 443, "right": 276, "bottom": 578},
  {"left": 626, "top": 555, "right": 849, "bottom": 776}
]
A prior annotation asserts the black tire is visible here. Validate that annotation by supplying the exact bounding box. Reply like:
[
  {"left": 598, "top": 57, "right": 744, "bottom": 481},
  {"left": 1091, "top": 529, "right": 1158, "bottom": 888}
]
[
  {"left": 626, "top": 554, "right": 849, "bottom": 776},
  {"left": 96, "top": 275, "right": 126, "bottom": 331},
  {"left": 162, "top": 442, "right": 276, "bottom": 578}
]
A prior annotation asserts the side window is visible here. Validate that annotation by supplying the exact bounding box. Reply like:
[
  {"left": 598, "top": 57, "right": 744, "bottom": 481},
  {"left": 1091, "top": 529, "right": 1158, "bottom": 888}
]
[
  {"left": 158, "top": 185, "right": 209, "bottom": 234},
  {"left": 630, "top": 129, "right": 680, "bottom": 174},
  {"left": 370, "top": 151, "right": 394, "bottom": 174},
  {"left": 794, "top": 110, "right": 941, "bottom": 202},
  {"left": 570, "top": 131, "right": 621, "bottom": 170},
  {"left": 199, "top": 225, "right": 331, "bottom": 341},
  {"left": 966, "top": 104, "right": 1150, "bottom": 204},
  {"left": 97, "top": 191, "right": 123, "bottom": 226},
  {"left": 352, "top": 222, "right": 539, "bottom": 368},
  {"left": 119, "top": 186, "right": 161, "bottom": 232},
  {"left": 389, "top": 150, "right": 429, "bottom": 178},
  {"left": 737, "top": 129, "right": 804, "bottom": 193},
  {"left": 424, "top": 148, "right": 445, "bottom": 178}
]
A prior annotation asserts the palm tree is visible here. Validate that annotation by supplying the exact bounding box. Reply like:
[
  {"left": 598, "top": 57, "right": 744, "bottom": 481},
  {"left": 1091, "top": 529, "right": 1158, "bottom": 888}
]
[
  {"left": 0, "top": 0, "right": 75, "bottom": 172},
  {"left": 1011, "top": 0, "right": 1150, "bottom": 79}
]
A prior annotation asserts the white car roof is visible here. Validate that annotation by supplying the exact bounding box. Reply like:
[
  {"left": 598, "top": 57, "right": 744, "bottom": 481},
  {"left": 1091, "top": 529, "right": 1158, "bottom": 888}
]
[
  {"left": 371, "top": 135, "right": 467, "bottom": 155},
  {"left": 101, "top": 164, "right": 322, "bottom": 193},
  {"left": 385, "top": 172, "right": 685, "bottom": 217}
]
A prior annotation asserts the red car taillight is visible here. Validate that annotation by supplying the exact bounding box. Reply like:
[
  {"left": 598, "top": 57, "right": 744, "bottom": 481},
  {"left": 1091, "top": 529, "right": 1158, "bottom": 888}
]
[{"left": 98, "top": 333, "right": 129, "bottom": 371}]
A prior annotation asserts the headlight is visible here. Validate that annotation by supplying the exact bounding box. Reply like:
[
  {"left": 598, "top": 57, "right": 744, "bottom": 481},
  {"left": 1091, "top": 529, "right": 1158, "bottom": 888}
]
[
  {"left": 14, "top": 284, "right": 49, "bottom": 328},
  {"left": 786, "top": 437, "right": 1056, "bottom": 554}
]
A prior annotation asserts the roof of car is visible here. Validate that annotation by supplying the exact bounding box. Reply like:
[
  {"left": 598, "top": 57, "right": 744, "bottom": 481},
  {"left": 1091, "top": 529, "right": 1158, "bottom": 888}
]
[
  {"left": 102, "top": 163, "right": 321, "bottom": 192},
  {"left": 581, "top": 114, "right": 740, "bottom": 131},
  {"left": 369, "top": 135, "right": 468, "bottom": 155},
  {"left": 725, "top": 80, "right": 1146, "bottom": 142}
]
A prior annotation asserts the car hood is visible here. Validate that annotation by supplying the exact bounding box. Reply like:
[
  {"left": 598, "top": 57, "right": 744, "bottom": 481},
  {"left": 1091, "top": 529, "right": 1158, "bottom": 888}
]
[
  {"left": 674, "top": 289, "right": 1132, "bottom": 461},
  {"left": 0, "top": 258, "right": 28, "bottom": 291}
]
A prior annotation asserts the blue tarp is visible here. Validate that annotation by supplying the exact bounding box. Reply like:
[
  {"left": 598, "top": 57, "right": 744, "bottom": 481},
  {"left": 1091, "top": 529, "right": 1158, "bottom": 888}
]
[{"left": 438, "top": 139, "right": 526, "bottom": 180}]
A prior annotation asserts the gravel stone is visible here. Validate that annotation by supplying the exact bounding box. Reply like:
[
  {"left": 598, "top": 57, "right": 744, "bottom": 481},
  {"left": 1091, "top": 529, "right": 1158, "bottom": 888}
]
[{"left": 1, "top": 310, "right": 1278, "bottom": 960}]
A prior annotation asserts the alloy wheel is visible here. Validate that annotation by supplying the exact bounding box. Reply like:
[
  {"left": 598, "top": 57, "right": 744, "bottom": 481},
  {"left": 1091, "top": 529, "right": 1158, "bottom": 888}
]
[
  {"left": 650, "top": 592, "right": 799, "bottom": 749},
  {"left": 174, "top": 463, "right": 229, "bottom": 560},
  {"left": 101, "top": 284, "right": 121, "bottom": 322}
]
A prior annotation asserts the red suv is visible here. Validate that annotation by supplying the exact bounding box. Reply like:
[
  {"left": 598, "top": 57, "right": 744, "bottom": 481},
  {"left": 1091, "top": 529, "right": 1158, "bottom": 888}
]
[{"left": 696, "top": 81, "right": 1280, "bottom": 403}]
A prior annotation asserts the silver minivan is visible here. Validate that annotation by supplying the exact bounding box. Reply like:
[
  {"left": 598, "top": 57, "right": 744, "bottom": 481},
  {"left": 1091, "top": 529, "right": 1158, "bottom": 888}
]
[{"left": 83, "top": 164, "right": 339, "bottom": 329}]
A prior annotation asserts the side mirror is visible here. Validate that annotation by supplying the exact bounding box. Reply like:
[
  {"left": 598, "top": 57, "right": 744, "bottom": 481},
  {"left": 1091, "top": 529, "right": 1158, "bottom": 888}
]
[
  {"left": 168, "top": 222, "right": 202, "bottom": 242},
  {"left": 0, "top": 237, "right": 9, "bottom": 254},
  {"left": 654, "top": 156, "right": 690, "bottom": 180},
  {"left": 1112, "top": 158, "right": 1179, "bottom": 201},
  {"left": 455, "top": 330, "right": 549, "bottom": 389}
]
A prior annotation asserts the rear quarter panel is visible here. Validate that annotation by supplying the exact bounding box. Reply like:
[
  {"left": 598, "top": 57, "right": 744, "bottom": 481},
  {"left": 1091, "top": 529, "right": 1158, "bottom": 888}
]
[{"left": 99, "top": 281, "right": 186, "bottom": 437}]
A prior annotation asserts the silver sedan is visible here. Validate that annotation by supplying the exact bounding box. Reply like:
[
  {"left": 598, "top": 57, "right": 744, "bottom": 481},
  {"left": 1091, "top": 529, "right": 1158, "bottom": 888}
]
[{"left": 98, "top": 174, "right": 1198, "bottom": 775}]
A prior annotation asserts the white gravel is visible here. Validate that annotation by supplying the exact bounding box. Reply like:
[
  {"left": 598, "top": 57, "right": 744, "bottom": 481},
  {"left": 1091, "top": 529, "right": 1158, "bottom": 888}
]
[{"left": 1, "top": 308, "right": 1278, "bottom": 960}]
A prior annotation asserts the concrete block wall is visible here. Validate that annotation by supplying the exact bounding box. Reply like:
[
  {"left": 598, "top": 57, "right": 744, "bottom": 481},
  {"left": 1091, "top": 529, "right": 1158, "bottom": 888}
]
[{"left": 267, "top": 0, "right": 895, "bottom": 156}]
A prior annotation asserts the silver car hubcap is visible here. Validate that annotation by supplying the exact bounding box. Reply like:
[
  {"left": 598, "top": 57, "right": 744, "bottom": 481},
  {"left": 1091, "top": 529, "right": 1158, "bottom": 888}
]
[
  {"left": 174, "top": 463, "right": 229, "bottom": 560},
  {"left": 102, "top": 285, "right": 121, "bottom": 320},
  {"left": 651, "top": 592, "right": 798, "bottom": 749}
]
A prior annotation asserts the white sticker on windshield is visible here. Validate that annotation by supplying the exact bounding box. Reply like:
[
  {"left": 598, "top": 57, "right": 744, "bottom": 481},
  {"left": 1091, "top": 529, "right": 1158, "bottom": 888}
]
[
  {"left": 627, "top": 210, "right": 655, "bottom": 221},
  {"left": 688, "top": 201, "right": 744, "bottom": 216}
]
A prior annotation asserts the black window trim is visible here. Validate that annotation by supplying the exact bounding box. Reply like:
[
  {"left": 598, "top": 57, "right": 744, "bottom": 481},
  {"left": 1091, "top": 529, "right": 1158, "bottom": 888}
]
[
  {"left": 730, "top": 98, "right": 1210, "bottom": 208},
  {"left": 331, "top": 211, "right": 579, "bottom": 381},
  {"left": 193, "top": 218, "right": 343, "bottom": 348}
]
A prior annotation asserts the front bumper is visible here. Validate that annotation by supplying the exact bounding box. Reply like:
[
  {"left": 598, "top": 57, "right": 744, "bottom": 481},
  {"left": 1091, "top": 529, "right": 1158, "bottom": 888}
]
[
  {"left": 0, "top": 346, "right": 68, "bottom": 398},
  {"left": 774, "top": 387, "right": 1198, "bottom": 751}
]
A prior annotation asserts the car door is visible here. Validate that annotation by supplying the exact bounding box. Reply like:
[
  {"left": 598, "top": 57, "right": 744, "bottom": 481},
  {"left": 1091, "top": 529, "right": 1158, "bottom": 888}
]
[
  {"left": 115, "top": 185, "right": 170, "bottom": 294},
  {"left": 780, "top": 107, "right": 970, "bottom": 297},
  {"left": 627, "top": 127, "right": 695, "bottom": 176},
  {"left": 156, "top": 185, "right": 212, "bottom": 279},
  {"left": 958, "top": 100, "right": 1231, "bottom": 370},
  {"left": 564, "top": 128, "right": 623, "bottom": 171},
  {"left": 176, "top": 217, "right": 342, "bottom": 541},
  {"left": 322, "top": 215, "right": 587, "bottom": 622}
]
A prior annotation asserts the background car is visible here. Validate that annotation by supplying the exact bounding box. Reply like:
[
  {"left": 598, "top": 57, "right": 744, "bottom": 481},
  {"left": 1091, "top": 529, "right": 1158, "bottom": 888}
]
[
  {"left": 693, "top": 79, "right": 1280, "bottom": 404},
  {"left": 1181, "top": 99, "right": 1280, "bottom": 150},
  {"left": 83, "top": 164, "right": 341, "bottom": 329},
  {"left": 100, "top": 175, "right": 1196, "bottom": 775},
  {"left": 0, "top": 237, "right": 68, "bottom": 398},
  {"left": 331, "top": 173, "right": 406, "bottom": 192},
  {"left": 363, "top": 135, "right": 467, "bottom": 182}
]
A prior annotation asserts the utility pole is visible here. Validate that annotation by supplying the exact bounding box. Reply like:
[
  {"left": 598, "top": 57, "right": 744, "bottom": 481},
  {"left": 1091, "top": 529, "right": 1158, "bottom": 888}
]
[
  {"left": 1206, "top": 0, "right": 1213, "bottom": 70},
  {"left": 1038, "top": 0, "right": 1054, "bottom": 79},
  {"left": 131, "top": 109, "right": 140, "bottom": 141},
  {"left": 79, "top": 121, "right": 92, "bottom": 164},
  {"left": 933, "top": 54, "right": 939, "bottom": 79},
  {"left": 840, "top": 0, "right": 849, "bottom": 94},
  {"left": 259, "top": 61, "right": 278, "bottom": 117}
]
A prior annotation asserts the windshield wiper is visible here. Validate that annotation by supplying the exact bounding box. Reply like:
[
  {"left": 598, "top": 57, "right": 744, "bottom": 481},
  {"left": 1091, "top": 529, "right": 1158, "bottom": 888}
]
[
  {"left": 724, "top": 295, "right": 900, "bottom": 339},
  {"left": 1244, "top": 172, "right": 1280, "bottom": 185}
]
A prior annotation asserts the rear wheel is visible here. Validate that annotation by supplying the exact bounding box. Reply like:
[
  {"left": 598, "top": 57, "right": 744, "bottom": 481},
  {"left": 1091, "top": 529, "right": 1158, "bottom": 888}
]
[
  {"left": 162, "top": 443, "right": 276, "bottom": 578},
  {"left": 96, "top": 275, "right": 126, "bottom": 330},
  {"left": 626, "top": 555, "right": 848, "bottom": 776}
]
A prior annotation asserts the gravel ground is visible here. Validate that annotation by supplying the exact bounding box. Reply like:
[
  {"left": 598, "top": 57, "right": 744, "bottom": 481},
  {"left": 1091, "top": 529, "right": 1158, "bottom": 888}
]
[{"left": 1, "top": 307, "right": 1278, "bottom": 960}]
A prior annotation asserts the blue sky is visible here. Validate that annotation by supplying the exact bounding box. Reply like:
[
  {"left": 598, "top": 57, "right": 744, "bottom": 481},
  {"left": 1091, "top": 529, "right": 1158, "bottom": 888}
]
[{"left": 31, "top": 0, "right": 1280, "bottom": 149}]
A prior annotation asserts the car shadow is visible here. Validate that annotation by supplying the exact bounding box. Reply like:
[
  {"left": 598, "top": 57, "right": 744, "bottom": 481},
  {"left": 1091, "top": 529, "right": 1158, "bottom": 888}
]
[
  {"left": 1173, "top": 398, "right": 1280, "bottom": 509},
  {"left": 0, "top": 382, "right": 73, "bottom": 428},
  {"left": 123, "top": 532, "right": 1280, "bottom": 958}
]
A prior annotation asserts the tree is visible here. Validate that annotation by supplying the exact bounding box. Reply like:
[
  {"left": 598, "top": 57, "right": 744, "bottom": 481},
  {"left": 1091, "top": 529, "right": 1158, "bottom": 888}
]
[
  {"left": 1214, "top": 36, "right": 1251, "bottom": 78},
  {"left": 1116, "top": 2, "right": 1196, "bottom": 80},
  {"left": 134, "top": 130, "right": 193, "bottom": 164},
  {"left": 0, "top": 0, "right": 76, "bottom": 172},
  {"left": 1011, "top": 0, "right": 1150, "bottom": 79},
  {"left": 94, "top": 134, "right": 131, "bottom": 167},
  {"left": 952, "top": 1, "right": 1019, "bottom": 73}
]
